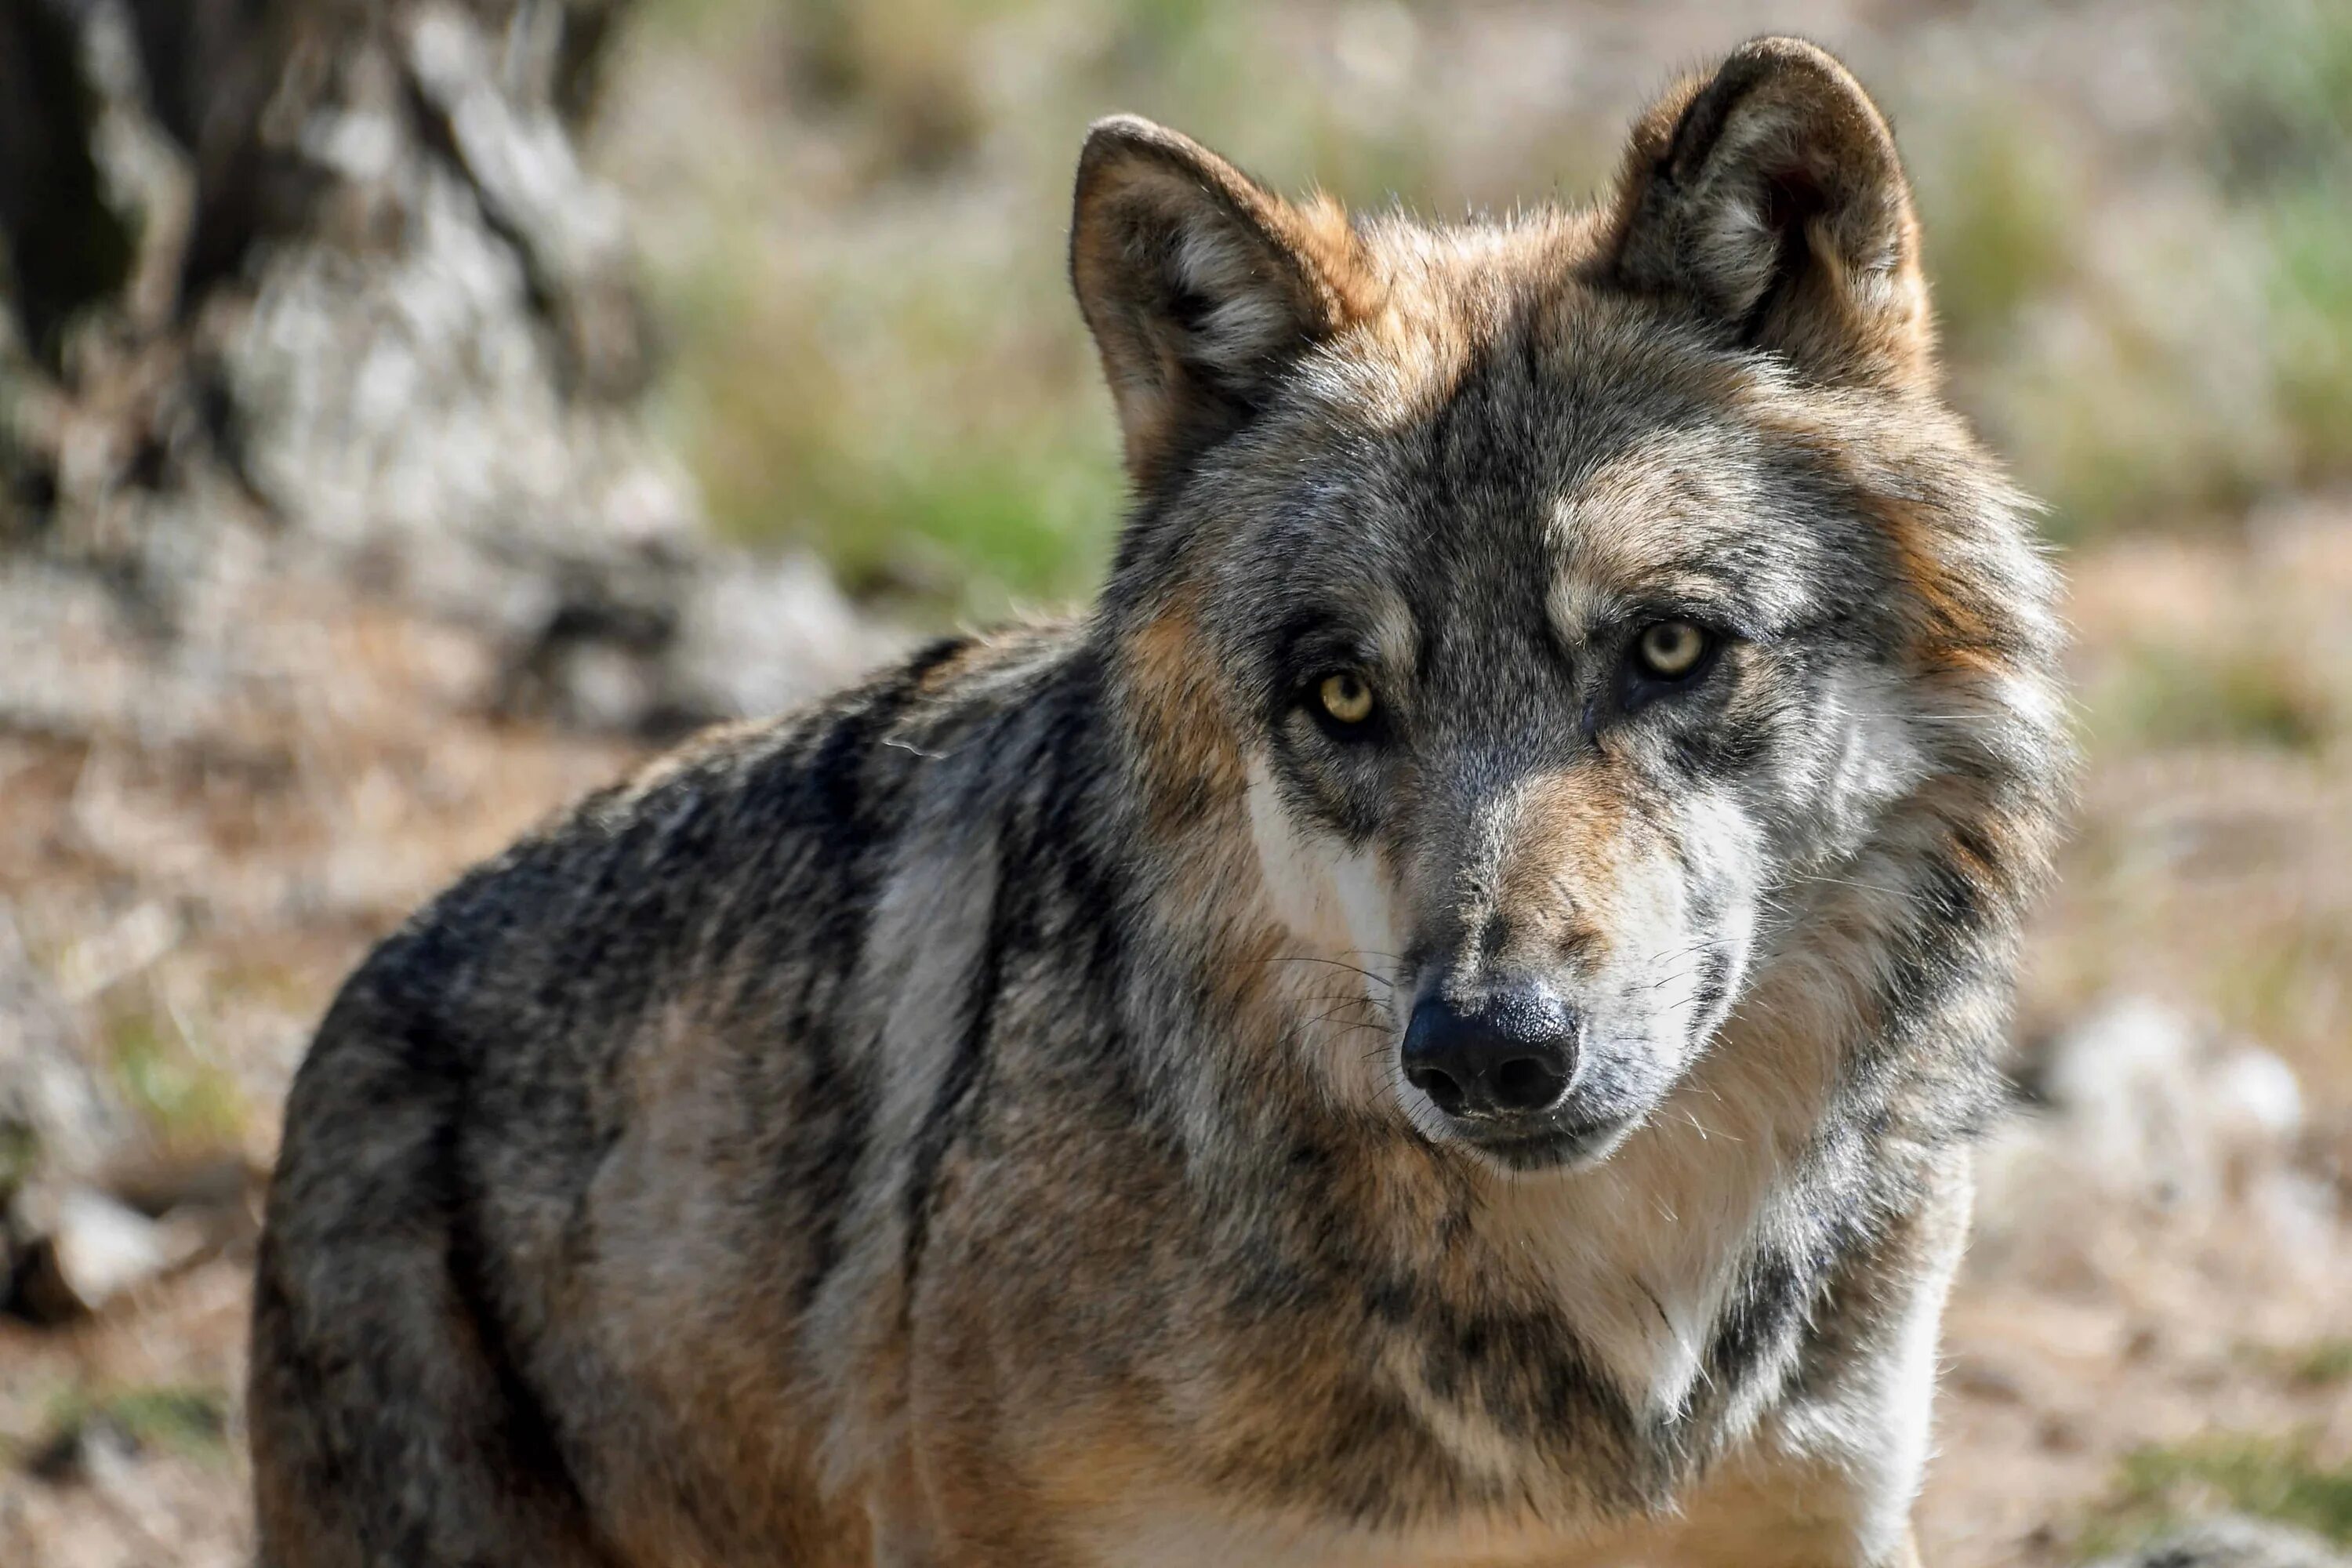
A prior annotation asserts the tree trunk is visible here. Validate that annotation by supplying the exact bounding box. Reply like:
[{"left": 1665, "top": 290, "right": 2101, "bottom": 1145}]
[{"left": 0, "top": 0, "right": 884, "bottom": 739}]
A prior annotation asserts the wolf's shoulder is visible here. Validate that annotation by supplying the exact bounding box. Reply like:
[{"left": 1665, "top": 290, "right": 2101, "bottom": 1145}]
[{"left": 332, "top": 620, "right": 1094, "bottom": 1036}]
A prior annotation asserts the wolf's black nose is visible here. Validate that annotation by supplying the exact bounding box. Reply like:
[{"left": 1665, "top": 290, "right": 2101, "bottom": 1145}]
[{"left": 1403, "top": 989, "right": 1579, "bottom": 1120}]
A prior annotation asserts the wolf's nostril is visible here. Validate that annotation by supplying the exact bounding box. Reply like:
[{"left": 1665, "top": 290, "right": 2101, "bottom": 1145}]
[
  {"left": 1493, "top": 1055, "right": 1567, "bottom": 1112},
  {"left": 1407, "top": 1065, "right": 1466, "bottom": 1116}
]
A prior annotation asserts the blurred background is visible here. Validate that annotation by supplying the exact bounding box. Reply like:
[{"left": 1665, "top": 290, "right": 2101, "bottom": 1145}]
[{"left": 0, "top": 1, "right": 2347, "bottom": 1563}]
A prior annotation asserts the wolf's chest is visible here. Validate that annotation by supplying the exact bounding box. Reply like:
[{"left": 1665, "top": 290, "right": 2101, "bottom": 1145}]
[{"left": 1418, "top": 1106, "right": 1810, "bottom": 1428}]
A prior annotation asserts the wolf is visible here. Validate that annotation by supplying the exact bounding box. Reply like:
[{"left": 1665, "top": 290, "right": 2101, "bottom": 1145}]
[{"left": 248, "top": 36, "right": 2070, "bottom": 1568}]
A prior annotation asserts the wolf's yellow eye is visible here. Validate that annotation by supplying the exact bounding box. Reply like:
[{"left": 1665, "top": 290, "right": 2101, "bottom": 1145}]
[
  {"left": 1317, "top": 671, "right": 1375, "bottom": 725},
  {"left": 1635, "top": 620, "right": 1709, "bottom": 679}
]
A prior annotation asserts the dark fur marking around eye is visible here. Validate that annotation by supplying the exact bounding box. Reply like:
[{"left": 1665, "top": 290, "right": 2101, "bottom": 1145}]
[{"left": 1666, "top": 704, "right": 1777, "bottom": 782}]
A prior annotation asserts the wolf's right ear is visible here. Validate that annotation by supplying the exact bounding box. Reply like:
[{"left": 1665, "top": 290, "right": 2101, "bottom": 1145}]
[
  {"left": 1072, "top": 117, "right": 1374, "bottom": 492},
  {"left": 1600, "top": 38, "right": 1932, "bottom": 387}
]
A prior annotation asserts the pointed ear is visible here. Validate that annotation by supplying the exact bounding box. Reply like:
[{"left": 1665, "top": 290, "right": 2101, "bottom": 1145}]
[
  {"left": 1071, "top": 116, "right": 1374, "bottom": 490},
  {"left": 1601, "top": 38, "right": 1932, "bottom": 386}
]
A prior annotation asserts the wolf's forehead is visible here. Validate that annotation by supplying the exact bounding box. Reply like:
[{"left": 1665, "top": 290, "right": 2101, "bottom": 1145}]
[
  {"left": 1540, "top": 444, "right": 1823, "bottom": 637},
  {"left": 1343, "top": 419, "right": 1824, "bottom": 646},
  {"left": 1315, "top": 303, "right": 1825, "bottom": 623}
]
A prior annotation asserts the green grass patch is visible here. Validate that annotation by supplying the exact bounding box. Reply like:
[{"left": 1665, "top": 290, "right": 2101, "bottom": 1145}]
[
  {"left": 650, "top": 190, "right": 1127, "bottom": 619},
  {"left": 2077, "top": 1432, "right": 2352, "bottom": 1559},
  {"left": 2238, "top": 1338, "right": 2352, "bottom": 1391},
  {"left": 35, "top": 1383, "right": 232, "bottom": 1465},
  {"left": 2206, "top": 0, "right": 2352, "bottom": 495},
  {"left": 1918, "top": 114, "right": 2075, "bottom": 358},
  {"left": 2287, "top": 1342, "right": 2352, "bottom": 1389},
  {"left": 2205, "top": 0, "right": 2352, "bottom": 191},
  {"left": 791, "top": 437, "right": 1123, "bottom": 615},
  {"left": 2092, "top": 642, "right": 2334, "bottom": 754},
  {"left": 0, "top": 1119, "right": 36, "bottom": 1199},
  {"left": 103, "top": 1007, "right": 247, "bottom": 1152},
  {"left": 2266, "top": 184, "right": 2352, "bottom": 482}
]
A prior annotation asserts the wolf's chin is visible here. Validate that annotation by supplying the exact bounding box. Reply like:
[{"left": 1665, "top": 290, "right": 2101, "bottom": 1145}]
[{"left": 1428, "top": 1112, "right": 1642, "bottom": 1178}]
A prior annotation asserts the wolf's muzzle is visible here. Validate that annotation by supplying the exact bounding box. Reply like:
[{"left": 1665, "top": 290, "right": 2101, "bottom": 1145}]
[{"left": 1402, "top": 985, "right": 1581, "bottom": 1124}]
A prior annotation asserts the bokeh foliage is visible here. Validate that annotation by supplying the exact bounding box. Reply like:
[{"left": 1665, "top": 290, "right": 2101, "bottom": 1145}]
[{"left": 604, "top": 0, "right": 2352, "bottom": 619}]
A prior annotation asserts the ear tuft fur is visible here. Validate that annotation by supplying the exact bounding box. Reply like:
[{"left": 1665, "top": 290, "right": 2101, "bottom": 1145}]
[
  {"left": 1602, "top": 37, "right": 1932, "bottom": 385},
  {"left": 1071, "top": 117, "right": 1376, "bottom": 490}
]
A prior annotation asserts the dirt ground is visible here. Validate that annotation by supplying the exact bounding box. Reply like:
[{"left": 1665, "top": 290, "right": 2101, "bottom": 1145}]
[{"left": 3, "top": 510, "right": 2350, "bottom": 1566}]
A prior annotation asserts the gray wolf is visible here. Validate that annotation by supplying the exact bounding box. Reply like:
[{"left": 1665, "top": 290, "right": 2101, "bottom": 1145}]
[{"left": 248, "top": 35, "right": 2070, "bottom": 1567}]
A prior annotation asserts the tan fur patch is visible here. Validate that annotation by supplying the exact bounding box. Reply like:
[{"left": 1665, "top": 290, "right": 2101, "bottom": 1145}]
[
  {"left": 1484, "top": 764, "right": 1631, "bottom": 969},
  {"left": 1871, "top": 496, "right": 2021, "bottom": 684},
  {"left": 1117, "top": 588, "right": 1246, "bottom": 837}
]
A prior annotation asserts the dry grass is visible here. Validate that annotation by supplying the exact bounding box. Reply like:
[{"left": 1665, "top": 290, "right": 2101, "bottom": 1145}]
[
  {"left": 2027, "top": 506, "right": 2352, "bottom": 1108},
  {"left": 599, "top": 0, "right": 2352, "bottom": 618}
]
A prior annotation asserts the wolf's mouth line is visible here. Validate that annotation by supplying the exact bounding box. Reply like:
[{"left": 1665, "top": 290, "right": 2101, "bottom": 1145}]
[{"left": 1417, "top": 1108, "right": 1638, "bottom": 1159}]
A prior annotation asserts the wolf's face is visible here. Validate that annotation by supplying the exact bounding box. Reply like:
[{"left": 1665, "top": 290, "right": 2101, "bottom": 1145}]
[
  {"left": 1208, "top": 318, "right": 1942, "bottom": 1172},
  {"left": 1077, "top": 46, "right": 2062, "bottom": 1174}
]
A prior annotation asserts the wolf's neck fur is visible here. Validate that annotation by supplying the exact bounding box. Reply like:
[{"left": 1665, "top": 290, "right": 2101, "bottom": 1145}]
[
  {"left": 1094, "top": 730, "right": 1840, "bottom": 1440},
  {"left": 1470, "top": 1007, "right": 1846, "bottom": 1425}
]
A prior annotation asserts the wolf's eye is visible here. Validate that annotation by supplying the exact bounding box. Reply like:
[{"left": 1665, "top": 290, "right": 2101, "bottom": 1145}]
[
  {"left": 1317, "top": 671, "right": 1376, "bottom": 726},
  {"left": 1634, "top": 620, "right": 1711, "bottom": 681}
]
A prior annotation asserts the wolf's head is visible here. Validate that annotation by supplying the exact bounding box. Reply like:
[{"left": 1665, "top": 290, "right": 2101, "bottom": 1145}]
[{"left": 1082, "top": 39, "right": 2068, "bottom": 1175}]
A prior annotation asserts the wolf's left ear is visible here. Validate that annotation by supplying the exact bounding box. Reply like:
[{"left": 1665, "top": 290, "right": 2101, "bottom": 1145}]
[
  {"left": 1601, "top": 38, "right": 1931, "bottom": 386},
  {"left": 1072, "top": 116, "right": 1374, "bottom": 491}
]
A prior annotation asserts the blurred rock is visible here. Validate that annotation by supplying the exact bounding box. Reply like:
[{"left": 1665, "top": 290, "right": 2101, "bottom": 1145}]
[
  {"left": 7, "top": 1185, "right": 205, "bottom": 1323},
  {"left": 0, "top": 911, "right": 124, "bottom": 1203},
  {"left": 671, "top": 554, "right": 896, "bottom": 728},
  {"left": 2089, "top": 1515, "right": 2352, "bottom": 1568},
  {"left": 1982, "top": 997, "right": 2308, "bottom": 1218},
  {"left": 23, "top": 1409, "right": 145, "bottom": 1488}
]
